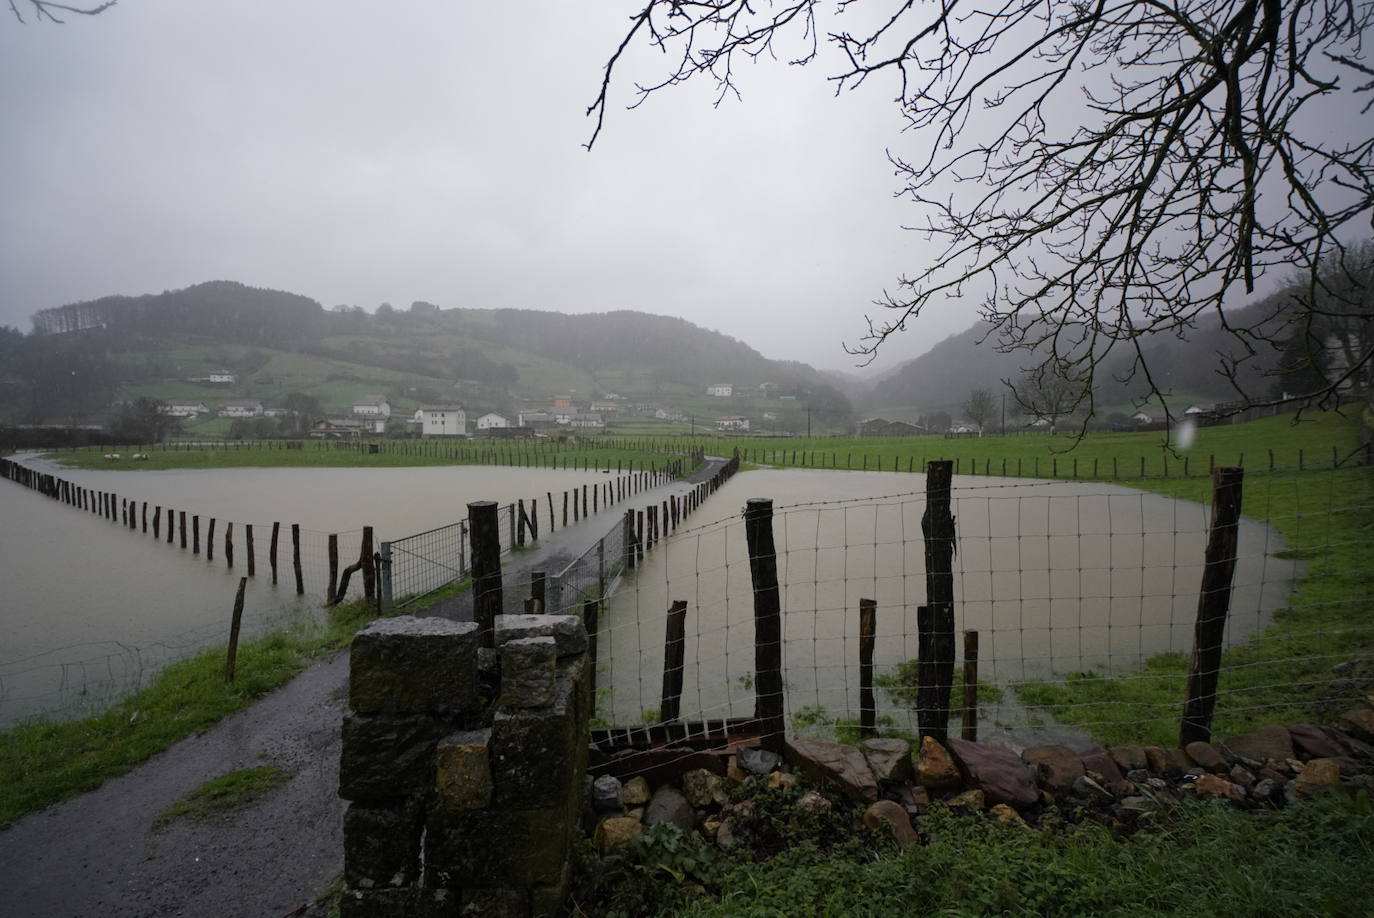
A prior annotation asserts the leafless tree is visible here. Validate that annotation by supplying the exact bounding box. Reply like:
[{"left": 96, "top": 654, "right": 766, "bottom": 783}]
[
  {"left": 590, "top": 1, "right": 1374, "bottom": 428},
  {"left": 7, "top": 0, "right": 114, "bottom": 24},
  {"left": 1016, "top": 366, "right": 1078, "bottom": 435},
  {"left": 963, "top": 387, "right": 995, "bottom": 435}
]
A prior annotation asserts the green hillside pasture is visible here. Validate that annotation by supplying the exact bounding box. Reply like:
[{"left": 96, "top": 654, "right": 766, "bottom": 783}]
[
  {"left": 245, "top": 350, "right": 458, "bottom": 415},
  {"left": 45, "top": 437, "right": 698, "bottom": 474},
  {"left": 633, "top": 410, "right": 1362, "bottom": 480}
]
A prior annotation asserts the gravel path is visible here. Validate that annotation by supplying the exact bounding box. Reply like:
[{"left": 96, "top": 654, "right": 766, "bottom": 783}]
[{"left": 0, "top": 457, "right": 727, "bottom": 917}]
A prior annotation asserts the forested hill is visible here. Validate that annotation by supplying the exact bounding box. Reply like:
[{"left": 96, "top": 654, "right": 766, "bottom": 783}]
[{"left": 5, "top": 281, "right": 852, "bottom": 428}]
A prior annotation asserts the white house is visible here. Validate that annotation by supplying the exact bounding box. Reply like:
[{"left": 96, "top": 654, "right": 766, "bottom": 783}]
[
  {"left": 716, "top": 415, "right": 750, "bottom": 431},
  {"left": 352, "top": 394, "right": 392, "bottom": 418},
  {"left": 1132, "top": 411, "right": 1154, "bottom": 424},
  {"left": 420, "top": 405, "right": 466, "bottom": 437},
  {"left": 160, "top": 400, "right": 208, "bottom": 418},
  {"left": 518, "top": 410, "right": 554, "bottom": 428},
  {"left": 476, "top": 412, "right": 509, "bottom": 430},
  {"left": 570, "top": 412, "right": 604, "bottom": 428},
  {"left": 655, "top": 407, "right": 686, "bottom": 422},
  {"left": 219, "top": 400, "right": 264, "bottom": 418},
  {"left": 208, "top": 371, "right": 235, "bottom": 384},
  {"left": 706, "top": 383, "right": 734, "bottom": 398},
  {"left": 262, "top": 406, "right": 288, "bottom": 418}
]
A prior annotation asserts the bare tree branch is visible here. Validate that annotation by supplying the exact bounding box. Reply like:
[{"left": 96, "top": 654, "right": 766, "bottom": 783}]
[
  {"left": 8, "top": 0, "right": 115, "bottom": 24},
  {"left": 591, "top": 1, "right": 1374, "bottom": 424}
]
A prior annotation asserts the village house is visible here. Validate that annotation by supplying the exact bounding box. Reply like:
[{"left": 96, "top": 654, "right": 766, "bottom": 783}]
[
  {"left": 570, "top": 412, "right": 604, "bottom": 428},
  {"left": 706, "top": 383, "right": 734, "bottom": 398},
  {"left": 476, "top": 412, "right": 509, "bottom": 430},
  {"left": 716, "top": 415, "right": 750, "bottom": 431},
  {"left": 857, "top": 417, "right": 925, "bottom": 437},
  {"left": 208, "top": 371, "right": 235, "bottom": 384},
  {"left": 553, "top": 411, "right": 573, "bottom": 426},
  {"left": 552, "top": 394, "right": 575, "bottom": 410},
  {"left": 655, "top": 407, "right": 687, "bottom": 422},
  {"left": 159, "top": 400, "right": 209, "bottom": 418},
  {"left": 218, "top": 400, "right": 264, "bottom": 418},
  {"left": 518, "top": 410, "right": 554, "bottom": 429},
  {"left": 1132, "top": 411, "right": 1154, "bottom": 424},
  {"left": 420, "top": 405, "right": 467, "bottom": 437},
  {"left": 352, "top": 394, "right": 392, "bottom": 418},
  {"left": 261, "top": 406, "right": 288, "bottom": 418},
  {"left": 590, "top": 401, "right": 619, "bottom": 414},
  {"left": 311, "top": 418, "right": 366, "bottom": 439}
]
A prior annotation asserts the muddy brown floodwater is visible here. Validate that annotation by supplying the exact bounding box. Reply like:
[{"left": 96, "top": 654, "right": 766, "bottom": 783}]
[
  {"left": 0, "top": 458, "right": 603, "bottom": 724},
  {"left": 597, "top": 469, "right": 1298, "bottom": 731}
]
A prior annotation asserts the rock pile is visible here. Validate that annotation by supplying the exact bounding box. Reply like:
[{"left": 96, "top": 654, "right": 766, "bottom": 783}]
[{"left": 587, "top": 706, "right": 1374, "bottom": 852}]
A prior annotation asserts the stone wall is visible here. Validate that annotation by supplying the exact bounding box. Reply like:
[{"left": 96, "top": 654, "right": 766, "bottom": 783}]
[{"left": 338, "top": 613, "right": 591, "bottom": 917}]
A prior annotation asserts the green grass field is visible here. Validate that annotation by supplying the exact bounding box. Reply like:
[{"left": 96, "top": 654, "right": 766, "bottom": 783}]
[
  {"left": 44, "top": 437, "right": 699, "bottom": 475},
  {"left": 602, "top": 410, "right": 1363, "bottom": 480}
]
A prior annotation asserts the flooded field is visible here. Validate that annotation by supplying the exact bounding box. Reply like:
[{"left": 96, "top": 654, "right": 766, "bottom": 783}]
[
  {"left": 597, "top": 469, "right": 1299, "bottom": 730},
  {"left": 0, "top": 459, "right": 603, "bottom": 724}
]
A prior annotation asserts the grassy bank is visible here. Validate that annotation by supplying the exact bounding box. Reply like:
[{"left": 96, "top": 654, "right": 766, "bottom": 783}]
[
  {"left": 0, "top": 598, "right": 379, "bottom": 827},
  {"left": 582, "top": 793, "right": 1374, "bottom": 918}
]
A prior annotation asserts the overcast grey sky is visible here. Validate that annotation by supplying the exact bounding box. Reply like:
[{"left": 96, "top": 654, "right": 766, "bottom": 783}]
[{"left": 0, "top": 1, "right": 978, "bottom": 372}]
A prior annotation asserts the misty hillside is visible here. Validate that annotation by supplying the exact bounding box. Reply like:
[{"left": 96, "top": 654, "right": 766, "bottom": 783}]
[
  {"left": 862, "top": 295, "right": 1286, "bottom": 420},
  {"left": 4, "top": 281, "right": 853, "bottom": 431}
]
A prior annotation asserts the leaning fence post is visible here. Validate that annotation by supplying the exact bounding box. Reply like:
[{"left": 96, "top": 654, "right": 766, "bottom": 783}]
[
  {"left": 660, "top": 600, "right": 688, "bottom": 722},
  {"left": 859, "top": 598, "right": 876, "bottom": 737},
  {"left": 469, "top": 500, "right": 502, "bottom": 648},
  {"left": 919, "top": 459, "right": 956, "bottom": 742},
  {"left": 225, "top": 576, "right": 248, "bottom": 683},
  {"left": 1179, "top": 467, "right": 1245, "bottom": 745},
  {"left": 745, "top": 498, "right": 786, "bottom": 754},
  {"left": 962, "top": 629, "right": 979, "bottom": 742}
]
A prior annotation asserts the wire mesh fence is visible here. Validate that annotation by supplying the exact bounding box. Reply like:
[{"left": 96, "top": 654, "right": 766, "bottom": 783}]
[{"left": 589, "top": 462, "right": 1374, "bottom": 759}]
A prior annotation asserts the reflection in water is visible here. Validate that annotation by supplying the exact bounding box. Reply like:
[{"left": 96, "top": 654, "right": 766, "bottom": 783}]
[{"left": 599, "top": 470, "right": 1297, "bottom": 732}]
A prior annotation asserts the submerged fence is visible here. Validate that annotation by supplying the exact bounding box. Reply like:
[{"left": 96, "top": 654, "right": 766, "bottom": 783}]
[{"left": 583, "top": 459, "right": 1374, "bottom": 766}]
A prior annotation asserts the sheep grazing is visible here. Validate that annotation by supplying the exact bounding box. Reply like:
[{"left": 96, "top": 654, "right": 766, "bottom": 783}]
[
  {"left": 103, "top": 453, "right": 120, "bottom": 461},
  {"left": 132, "top": 453, "right": 149, "bottom": 461}
]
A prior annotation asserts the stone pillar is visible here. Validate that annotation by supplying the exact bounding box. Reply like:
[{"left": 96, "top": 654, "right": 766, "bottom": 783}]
[{"left": 338, "top": 613, "right": 590, "bottom": 918}]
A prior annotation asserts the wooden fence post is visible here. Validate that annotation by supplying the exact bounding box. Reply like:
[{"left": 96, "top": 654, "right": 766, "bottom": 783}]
[
  {"left": 226, "top": 522, "right": 235, "bottom": 569},
  {"left": 225, "top": 576, "right": 248, "bottom": 683},
  {"left": 469, "top": 501, "right": 503, "bottom": 648},
  {"left": 962, "top": 629, "right": 979, "bottom": 742},
  {"left": 326, "top": 533, "right": 338, "bottom": 603},
  {"left": 207, "top": 518, "right": 216, "bottom": 562},
  {"left": 859, "top": 598, "right": 876, "bottom": 737},
  {"left": 744, "top": 498, "right": 786, "bottom": 754},
  {"left": 919, "top": 460, "right": 957, "bottom": 742},
  {"left": 660, "top": 600, "right": 688, "bottom": 721},
  {"left": 292, "top": 523, "right": 304, "bottom": 595},
  {"left": 584, "top": 597, "right": 600, "bottom": 716},
  {"left": 530, "top": 571, "right": 546, "bottom": 614},
  {"left": 269, "top": 522, "right": 280, "bottom": 585},
  {"left": 1179, "top": 468, "right": 1245, "bottom": 745},
  {"left": 246, "top": 524, "right": 256, "bottom": 577}
]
